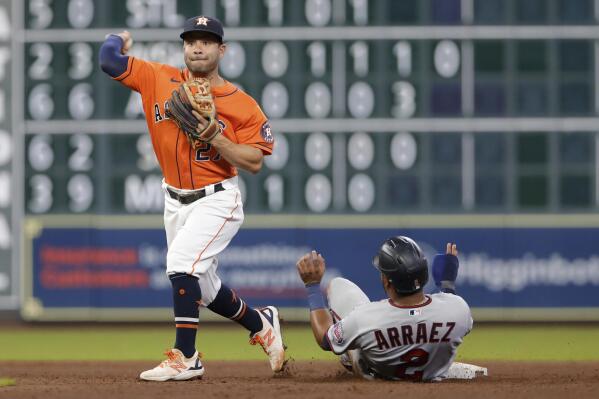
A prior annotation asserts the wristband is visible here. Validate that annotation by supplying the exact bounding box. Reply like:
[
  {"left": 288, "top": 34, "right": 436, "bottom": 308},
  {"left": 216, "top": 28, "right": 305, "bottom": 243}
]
[{"left": 306, "top": 283, "right": 327, "bottom": 310}]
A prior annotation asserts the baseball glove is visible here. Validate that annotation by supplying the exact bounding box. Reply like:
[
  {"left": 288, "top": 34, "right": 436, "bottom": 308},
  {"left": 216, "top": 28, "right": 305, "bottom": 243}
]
[{"left": 165, "top": 78, "right": 221, "bottom": 148}]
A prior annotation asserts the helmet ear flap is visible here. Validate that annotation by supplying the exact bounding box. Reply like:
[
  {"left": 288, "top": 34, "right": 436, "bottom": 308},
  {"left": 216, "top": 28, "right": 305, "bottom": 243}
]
[{"left": 372, "top": 255, "right": 380, "bottom": 269}]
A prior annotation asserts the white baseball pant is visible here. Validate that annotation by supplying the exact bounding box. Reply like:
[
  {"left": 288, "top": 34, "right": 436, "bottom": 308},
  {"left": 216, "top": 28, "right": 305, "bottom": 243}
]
[
  {"left": 163, "top": 177, "right": 244, "bottom": 306},
  {"left": 326, "top": 277, "right": 371, "bottom": 321}
]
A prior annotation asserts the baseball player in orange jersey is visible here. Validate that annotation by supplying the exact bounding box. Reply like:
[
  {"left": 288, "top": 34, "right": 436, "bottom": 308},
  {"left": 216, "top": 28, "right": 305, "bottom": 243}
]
[{"left": 99, "top": 16, "right": 284, "bottom": 381}]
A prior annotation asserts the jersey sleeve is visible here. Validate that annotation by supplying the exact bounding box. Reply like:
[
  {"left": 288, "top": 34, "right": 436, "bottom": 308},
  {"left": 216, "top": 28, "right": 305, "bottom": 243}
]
[
  {"left": 113, "top": 56, "right": 158, "bottom": 94},
  {"left": 325, "top": 310, "right": 363, "bottom": 355},
  {"left": 453, "top": 294, "right": 473, "bottom": 336},
  {"left": 234, "top": 101, "right": 274, "bottom": 155}
]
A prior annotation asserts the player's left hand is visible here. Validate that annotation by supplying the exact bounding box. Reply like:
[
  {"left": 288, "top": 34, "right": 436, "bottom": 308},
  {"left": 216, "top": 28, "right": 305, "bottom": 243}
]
[
  {"left": 296, "top": 250, "right": 326, "bottom": 286},
  {"left": 446, "top": 242, "right": 458, "bottom": 256},
  {"left": 432, "top": 242, "right": 459, "bottom": 287}
]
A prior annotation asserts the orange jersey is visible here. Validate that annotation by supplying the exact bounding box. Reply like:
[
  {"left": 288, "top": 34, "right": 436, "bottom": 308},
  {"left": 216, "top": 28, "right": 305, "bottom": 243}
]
[{"left": 113, "top": 57, "right": 274, "bottom": 189}]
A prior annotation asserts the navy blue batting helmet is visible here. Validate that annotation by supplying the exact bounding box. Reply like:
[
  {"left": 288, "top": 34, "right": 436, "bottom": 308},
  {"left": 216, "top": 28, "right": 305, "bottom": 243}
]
[{"left": 373, "top": 236, "right": 429, "bottom": 296}]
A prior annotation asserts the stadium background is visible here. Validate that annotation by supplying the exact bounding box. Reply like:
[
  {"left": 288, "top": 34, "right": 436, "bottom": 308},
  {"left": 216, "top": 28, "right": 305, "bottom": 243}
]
[{"left": 0, "top": 0, "right": 598, "bottom": 326}]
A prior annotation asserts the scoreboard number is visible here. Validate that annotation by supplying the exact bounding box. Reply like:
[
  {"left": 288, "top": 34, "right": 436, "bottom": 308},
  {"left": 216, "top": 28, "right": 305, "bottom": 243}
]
[
  {"left": 264, "top": 0, "right": 284, "bottom": 26},
  {"left": 262, "top": 81, "right": 289, "bottom": 119},
  {"left": 305, "top": 82, "right": 332, "bottom": 118},
  {"left": 221, "top": 41, "right": 245, "bottom": 79},
  {"left": 347, "top": 132, "right": 374, "bottom": 170},
  {"left": 28, "top": 83, "right": 53, "bottom": 120},
  {"left": 391, "top": 132, "right": 417, "bottom": 170},
  {"left": 262, "top": 41, "right": 289, "bottom": 78},
  {"left": 68, "top": 83, "right": 94, "bottom": 120},
  {"left": 67, "top": 0, "right": 94, "bottom": 28},
  {"left": 29, "top": 0, "right": 53, "bottom": 29},
  {"left": 68, "top": 134, "right": 93, "bottom": 171},
  {"left": 392, "top": 81, "right": 416, "bottom": 118},
  {"left": 28, "top": 174, "right": 53, "bottom": 214},
  {"left": 305, "top": 0, "right": 332, "bottom": 27},
  {"left": 434, "top": 40, "right": 461, "bottom": 78},
  {"left": 68, "top": 43, "right": 93, "bottom": 80},
  {"left": 28, "top": 43, "right": 52, "bottom": 80},
  {"left": 393, "top": 41, "right": 412, "bottom": 77},
  {"left": 306, "top": 42, "right": 326, "bottom": 77}
]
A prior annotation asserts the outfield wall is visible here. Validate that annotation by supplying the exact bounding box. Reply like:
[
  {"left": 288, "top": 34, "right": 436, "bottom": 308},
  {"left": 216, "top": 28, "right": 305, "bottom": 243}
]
[{"left": 20, "top": 215, "right": 599, "bottom": 322}]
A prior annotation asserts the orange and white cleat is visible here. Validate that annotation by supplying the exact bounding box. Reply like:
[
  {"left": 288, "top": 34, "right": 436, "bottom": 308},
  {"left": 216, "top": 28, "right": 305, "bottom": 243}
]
[
  {"left": 250, "top": 306, "right": 286, "bottom": 372},
  {"left": 139, "top": 349, "right": 204, "bottom": 381}
]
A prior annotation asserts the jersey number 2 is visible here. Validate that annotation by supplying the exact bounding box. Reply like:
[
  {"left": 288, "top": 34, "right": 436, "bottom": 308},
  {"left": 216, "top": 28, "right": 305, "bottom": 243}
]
[
  {"left": 395, "top": 348, "right": 430, "bottom": 381},
  {"left": 195, "top": 143, "right": 221, "bottom": 162}
]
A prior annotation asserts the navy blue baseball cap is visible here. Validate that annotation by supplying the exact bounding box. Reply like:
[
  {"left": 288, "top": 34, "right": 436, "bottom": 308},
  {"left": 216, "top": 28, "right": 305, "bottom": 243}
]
[{"left": 180, "top": 16, "right": 224, "bottom": 42}]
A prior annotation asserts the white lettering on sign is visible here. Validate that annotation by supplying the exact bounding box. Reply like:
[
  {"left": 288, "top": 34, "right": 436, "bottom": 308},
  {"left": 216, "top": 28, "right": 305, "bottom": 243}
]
[{"left": 124, "top": 174, "right": 164, "bottom": 212}]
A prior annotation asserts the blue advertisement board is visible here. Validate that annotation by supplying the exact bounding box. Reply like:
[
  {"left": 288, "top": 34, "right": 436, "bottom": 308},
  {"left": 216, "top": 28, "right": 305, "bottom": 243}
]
[{"left": 22, "top": 220, "right": 599, "bottom": 321}]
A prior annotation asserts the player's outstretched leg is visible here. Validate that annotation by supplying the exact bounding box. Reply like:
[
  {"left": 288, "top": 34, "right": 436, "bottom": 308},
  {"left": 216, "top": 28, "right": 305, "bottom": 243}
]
[
  {"left": 327, "top": 278, "right": 371, "bottom": 377},
  {"left": 139, "top": 273, "right": 205, "bottom": 381},
  {"left": 327, "top": 277, "right": 370, "bottom": 320},
  {"left": 207, "top": 284, "right": 285, "bottom": 372}
]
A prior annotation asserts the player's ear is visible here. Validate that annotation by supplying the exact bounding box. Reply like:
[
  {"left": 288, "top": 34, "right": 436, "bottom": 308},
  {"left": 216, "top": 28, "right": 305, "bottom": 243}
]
[
  {"left": 380, "top": 273, "right": 390, "bottom": 289},
  {"left": 218, "top": 42, "right": 227, "bottom": 59}
]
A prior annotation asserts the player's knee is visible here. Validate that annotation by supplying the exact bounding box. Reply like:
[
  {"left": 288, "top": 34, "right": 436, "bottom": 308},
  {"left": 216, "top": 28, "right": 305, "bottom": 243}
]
[
  {"left": 327, "top": 277, "right": 352, "bottom": 294},
  {"left": 169, "top": 273, "right": 202, "bottom": 301}
]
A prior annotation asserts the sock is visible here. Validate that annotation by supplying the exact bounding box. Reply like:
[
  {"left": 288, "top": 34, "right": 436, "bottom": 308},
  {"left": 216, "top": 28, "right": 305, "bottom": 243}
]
[
  {"left": 169, "top": 273, "right": 202, "bottom": 358},
  {"left": 207, "top": 284, "right": 263, "bottom": 335}
]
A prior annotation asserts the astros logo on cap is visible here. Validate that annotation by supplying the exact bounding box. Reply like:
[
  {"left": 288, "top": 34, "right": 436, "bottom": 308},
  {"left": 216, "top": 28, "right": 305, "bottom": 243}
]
[{"left": 196, "top": 16, "right": 209, "bottom": 26}]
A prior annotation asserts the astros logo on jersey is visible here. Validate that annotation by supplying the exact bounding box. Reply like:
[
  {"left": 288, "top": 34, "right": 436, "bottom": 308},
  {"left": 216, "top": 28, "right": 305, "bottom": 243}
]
[{"left": 261, "top": 121, "right": 274, "bottom": 143}]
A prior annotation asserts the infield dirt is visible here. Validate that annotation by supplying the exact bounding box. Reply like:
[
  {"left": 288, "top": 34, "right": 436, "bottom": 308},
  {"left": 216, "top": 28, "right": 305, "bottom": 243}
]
[{"left": 1, "top": 360, "right": 598, "bottom": 399}]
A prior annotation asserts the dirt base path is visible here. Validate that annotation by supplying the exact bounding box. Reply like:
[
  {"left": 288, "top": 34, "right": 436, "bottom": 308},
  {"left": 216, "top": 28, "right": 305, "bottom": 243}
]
[{"left": 1, "top": 360, "right": 598, "bottom": 399}]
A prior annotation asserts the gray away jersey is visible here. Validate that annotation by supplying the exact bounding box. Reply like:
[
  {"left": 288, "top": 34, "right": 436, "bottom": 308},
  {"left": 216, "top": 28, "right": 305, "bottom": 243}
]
[{"left": 325, "top": 293, "right": 473, "bottom": 381}]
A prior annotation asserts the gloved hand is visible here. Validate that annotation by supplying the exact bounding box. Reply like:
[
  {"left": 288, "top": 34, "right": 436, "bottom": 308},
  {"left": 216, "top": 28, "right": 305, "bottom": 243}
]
[
  {"left": 432, "top": 243, "right": 459, "bottom": 293},
  {"left": 166, "top": 78, "right": 221, "bottom": 148}
]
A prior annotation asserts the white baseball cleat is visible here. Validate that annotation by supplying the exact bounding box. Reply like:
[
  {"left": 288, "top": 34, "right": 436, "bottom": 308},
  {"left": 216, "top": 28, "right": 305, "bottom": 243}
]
[
  {"left": 250, "top": 306, "right": 286, "bottom": 372},
  {"left": 139, "top": 349, "right": 204, "bottom": 381}
]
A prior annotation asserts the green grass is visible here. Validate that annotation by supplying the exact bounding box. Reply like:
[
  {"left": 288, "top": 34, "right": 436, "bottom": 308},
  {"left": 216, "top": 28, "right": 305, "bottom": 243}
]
[
  {"left": 0, "top": 325, "right": 598, "bottom": 362},
  {"left": 0, "top": 378, "right": 16, "bottom": 387},
  {"left": 455, "top": 325, "right": 599, "bottom": 362},
  {"left": 0, "top": 326, "right": 336, "bottom": 361}
]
